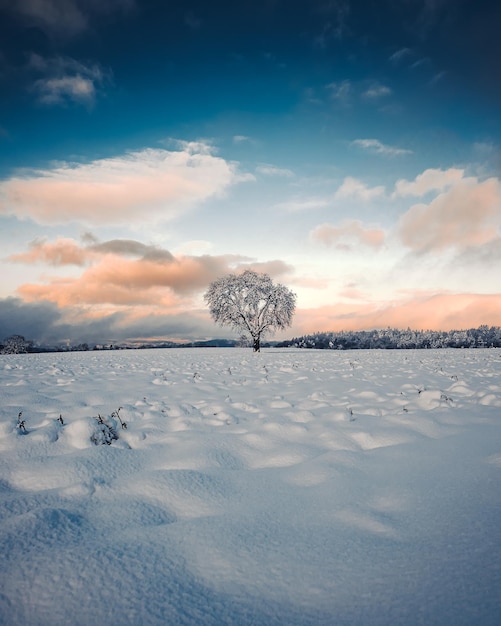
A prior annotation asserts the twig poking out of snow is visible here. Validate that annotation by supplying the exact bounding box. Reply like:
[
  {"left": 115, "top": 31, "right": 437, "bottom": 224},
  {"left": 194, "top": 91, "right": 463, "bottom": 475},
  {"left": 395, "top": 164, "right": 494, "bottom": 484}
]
[
  {"left": 112, "top": 406, "right": 127, "bottom": 429},
  {"left": 17, "top": 411, "right": 27, "bottom": 432}
]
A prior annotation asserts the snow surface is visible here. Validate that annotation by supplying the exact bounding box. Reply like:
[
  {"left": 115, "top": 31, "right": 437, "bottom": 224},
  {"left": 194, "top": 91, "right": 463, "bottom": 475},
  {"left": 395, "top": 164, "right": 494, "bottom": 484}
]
[{"left": 0, "top": 348, "right": 500, "bottom": 625}]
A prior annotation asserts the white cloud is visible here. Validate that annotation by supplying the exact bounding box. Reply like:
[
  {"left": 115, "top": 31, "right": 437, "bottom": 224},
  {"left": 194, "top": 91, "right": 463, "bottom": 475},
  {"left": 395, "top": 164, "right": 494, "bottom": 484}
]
[
  {"left": 394, "top": 168, "right": 464, "bottom": 197},
  {"left": 351, "top": 138, "right": 413, "bottom": 157},
  {"left": 29, "top": 54, "right": 106, "bottom": 106},
  {"left": 34, "top": 75, "right": 96, "bottom": 105},
  {"left": 256, "top": 164, "right": 294, "bottom": 178},
  {"left": 0, "top": 143, "right": 250, "bottom": 226},
  {"left": 233, "top": 135, "right": 253, "bottom": 144},
  {"left": 363, "top": 83, "right": 392, "bottom": 99},
  {"left": 273, "top": 197, "right": 330, "bottom": 212},
  {"left": 335, "top": 177, "right": 385, "bottom": 201}
]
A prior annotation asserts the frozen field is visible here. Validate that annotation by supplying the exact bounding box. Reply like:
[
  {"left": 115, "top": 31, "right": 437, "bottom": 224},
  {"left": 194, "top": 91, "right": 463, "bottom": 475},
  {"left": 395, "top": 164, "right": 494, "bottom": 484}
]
[{"left": 0, "top": 348, "right": 500, "bottom": 625}]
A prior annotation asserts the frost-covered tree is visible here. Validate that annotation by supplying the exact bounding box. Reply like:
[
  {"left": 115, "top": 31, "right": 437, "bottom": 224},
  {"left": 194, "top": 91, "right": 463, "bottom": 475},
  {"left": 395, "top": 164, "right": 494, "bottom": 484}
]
[
  {"left": 1, "top": 335, "right": 33, "bottom": 354},
  {"left": 204, "top": 270, "right": 296, "bottom": 351}
]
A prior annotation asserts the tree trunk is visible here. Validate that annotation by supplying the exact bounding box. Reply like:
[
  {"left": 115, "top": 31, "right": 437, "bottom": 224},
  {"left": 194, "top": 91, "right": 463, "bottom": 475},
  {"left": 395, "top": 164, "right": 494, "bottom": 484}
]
[{"left": 253, "top": 336, "right": 261, "bottom": 352}]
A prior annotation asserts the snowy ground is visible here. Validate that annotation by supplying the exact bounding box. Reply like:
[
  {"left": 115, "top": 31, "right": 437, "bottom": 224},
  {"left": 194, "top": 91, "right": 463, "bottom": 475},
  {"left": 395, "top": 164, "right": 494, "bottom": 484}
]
[{"left": 0, "top": 348, "right": 500, "bottom": 625}]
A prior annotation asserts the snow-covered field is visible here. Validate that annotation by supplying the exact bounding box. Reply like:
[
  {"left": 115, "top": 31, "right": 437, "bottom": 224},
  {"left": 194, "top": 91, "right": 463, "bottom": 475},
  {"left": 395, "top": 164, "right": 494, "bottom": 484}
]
[{"left": 0, "top": 348, "right": 500, "bottom": 625}]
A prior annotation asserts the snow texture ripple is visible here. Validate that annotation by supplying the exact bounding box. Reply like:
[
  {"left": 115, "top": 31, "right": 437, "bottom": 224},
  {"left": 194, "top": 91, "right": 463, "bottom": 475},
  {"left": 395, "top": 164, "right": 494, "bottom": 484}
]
[{"left": 0, "top": 348, "right": 500, "bottom": 625}]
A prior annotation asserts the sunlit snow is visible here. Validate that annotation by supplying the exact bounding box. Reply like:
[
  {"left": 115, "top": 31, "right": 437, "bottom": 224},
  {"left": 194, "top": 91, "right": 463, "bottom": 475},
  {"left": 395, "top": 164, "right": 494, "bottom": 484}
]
[{"left": 1, "top": 348, "right": 500, "bottom": 625}]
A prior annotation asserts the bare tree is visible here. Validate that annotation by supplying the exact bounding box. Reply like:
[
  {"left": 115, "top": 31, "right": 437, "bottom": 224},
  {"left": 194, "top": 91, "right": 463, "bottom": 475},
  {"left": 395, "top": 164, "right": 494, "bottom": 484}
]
[{"left": 204, "top": 270, "right": 296, "bottom": 351}]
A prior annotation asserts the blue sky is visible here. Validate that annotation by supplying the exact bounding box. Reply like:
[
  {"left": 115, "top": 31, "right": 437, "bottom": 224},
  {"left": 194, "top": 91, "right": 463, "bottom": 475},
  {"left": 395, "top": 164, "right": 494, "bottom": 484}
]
[{"left": 0, "top": 0, "right": 500, "bottom": 345}]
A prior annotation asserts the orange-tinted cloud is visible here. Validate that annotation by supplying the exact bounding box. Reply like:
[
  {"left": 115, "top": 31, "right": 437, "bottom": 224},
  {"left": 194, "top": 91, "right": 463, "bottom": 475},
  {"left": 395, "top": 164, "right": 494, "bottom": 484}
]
[
  {"left": 398, "top": 176, "right": 501, "bottom": 253},
  {"left": 12, "top": 237, "right": 294, "bottom": 310},
  {"left": 310, "top": 220, "right": 385, "bottom": 249},
  {"left": 0, "top": 143, "right": 249, "bottom": 225},
  {"left": 293, "top": 292, "right": 501, "bottom": 335},
  {"left": 9, "top": 238, "right": 91, "bottom": 265},
  {"left": 8, "top": 237, "right": 174, "bottom": 266}
]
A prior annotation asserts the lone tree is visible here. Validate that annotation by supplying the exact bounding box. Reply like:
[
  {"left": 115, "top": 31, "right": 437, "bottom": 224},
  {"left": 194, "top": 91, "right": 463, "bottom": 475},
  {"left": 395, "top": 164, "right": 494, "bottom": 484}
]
[{"left": 204, "top": 270, "right": 296, "bottom": 352}]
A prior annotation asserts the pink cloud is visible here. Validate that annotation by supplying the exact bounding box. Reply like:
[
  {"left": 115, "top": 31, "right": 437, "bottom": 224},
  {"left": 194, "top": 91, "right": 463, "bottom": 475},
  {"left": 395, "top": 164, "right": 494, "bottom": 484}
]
[
  {"left": 12, "top": 237, "right": 294, "bottom": 310},
  {"left": 293, "top": 292, "right": 501, "bottom": 334},
  {"left": 310, "top": 220, "right": 385, "bottom": 249},
  {"left": 9, "top": 238, "right": 91, "bottom": 266},
  {"left": 398, "top": 176, "right": 501, "bottom": 253},
  {"left": 394, "top": 168, "right": 464, "bottom": 197},
  {"left": 0, "top": 144, "right": 247, "bottom": 225}
]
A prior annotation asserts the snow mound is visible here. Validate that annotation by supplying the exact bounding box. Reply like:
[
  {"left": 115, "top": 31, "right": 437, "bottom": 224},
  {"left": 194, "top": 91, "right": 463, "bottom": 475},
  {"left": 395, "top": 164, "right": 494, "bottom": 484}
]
[{"left": 0, "top": 348, "right": 500, "bottom": 625}]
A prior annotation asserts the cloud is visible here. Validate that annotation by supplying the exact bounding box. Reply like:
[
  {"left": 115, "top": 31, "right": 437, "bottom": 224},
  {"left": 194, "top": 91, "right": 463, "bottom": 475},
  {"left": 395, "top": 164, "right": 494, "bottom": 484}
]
[
  {"left": 398, "top": 176, "right": 501, "bottom": 253},
  {"left": 429, "top": 70, "right": 446, "bottom": 86},
  {"left": 273, "top": 177, "right": 384, "bottom": 214},
  {"left": 0, "top": 142, "right": 249, "bottom": 225},
  {"left": 362, "top": 83, "right": 392, "bottom": 99},
  {"left": 0, "top": 297, "right": 63, "bottom": 343},
  {"left": 310, "top": 220, "right": 385, "bottom": 250},
  {"left": 314, "top": 1, "right": 350, "bottom": 47},
  {"left": 3, "top": 0, "right": 134, "bottom": 38},
  {"left": 0, "top": 296, "right": 218, "bottom": 345},
  {"left": 10, "top": 235, "right": 293, "bottom": 309},
  {"left": 294, "top": 292, "right": 501, "bottom": 334},
  {"left": 334, "top": 177, "right": 385, "bottom": 201},
  {"left": 273, "top": 197, "right": 330, "bottom": 212},
  {"left": 389, "top": 48, "right": 412, "bottom": 65},
  {"left": 8, "top": 237, "right": 175, "bottom": 265},
  {"left": 29, "top": 54, "right": 107, "bottom": 106},
  {"left": 4, "top": 235, "right": 295, "bottom": 344},
  {"left": 9, "top": 238, "right": 91, "bottom": 266},
  {"left": 351, "top": 138, "right": 413, "bottom": 157},
  {"left": 326, "top": 80, "right": 352, "bottom": 104},
  {"left": 394, "top": 167, "right": 464, "bottom": 197},
  {"left": 233, "top": 135, "right": 255, "bottom": 144},
  {"left": 256, "top": 164, "right": 294, "bottom": 178},
  {"left": 34, "top": 75, "right": 95, "bottom": 105}
]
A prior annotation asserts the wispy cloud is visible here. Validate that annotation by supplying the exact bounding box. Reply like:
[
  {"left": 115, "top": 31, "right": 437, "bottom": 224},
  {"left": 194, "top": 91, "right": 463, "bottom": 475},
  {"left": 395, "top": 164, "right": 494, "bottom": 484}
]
[
  {"left": 388, "top": 48, "right": 412, "bottom": 65},
  {"left": 310, "top": 220, "right": 385, "bottom": 250},
  {"left": 29, "top": 54, "right": 107, "bottom": 106},
  {"left": 351, "top": 138, "right": 413, "bottom": 157},
  {"left": 313, "top": 1, "right": 350, "bottom": 48},
  {"left": 0, "top": 142, "right": 250, "bottom": 225},
  {"left": 34, "top": 75, "right": 96, "bottom": 105},
  {"left": 256, "top": 164, "right": 294, "bottom": 178},
  {"left": 429, "top": 70, "right": 446, "bottom": 86},
  {"left": 273, "top": 197, "right": 330, "bottom": 213},
  {"left": 233, "top": 135, "right": 254, "bottom": 144},
  {"left": 326, "top": 80, "right": 352, "bottom": 104},
  {"left": 362, "top": 82, "right": 392, "bottom": 99},
  {"left": 334, "top": 177, "right": 385, "bottom": 201},
  {"left": 5, "top": 0, "right": 134, "bottom": 38}
]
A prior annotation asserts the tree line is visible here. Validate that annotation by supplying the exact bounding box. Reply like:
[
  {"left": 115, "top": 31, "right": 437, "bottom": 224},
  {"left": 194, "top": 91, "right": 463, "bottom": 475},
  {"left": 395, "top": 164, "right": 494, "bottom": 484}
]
[{"left": 277, "top": 326, "right": 501, "bottom": 350}]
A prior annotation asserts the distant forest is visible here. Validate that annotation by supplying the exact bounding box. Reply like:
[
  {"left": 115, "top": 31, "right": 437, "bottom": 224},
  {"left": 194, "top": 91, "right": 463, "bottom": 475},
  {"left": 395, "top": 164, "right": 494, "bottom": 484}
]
[
  {"left": 276, "top": 326, "right": 501, "bottom": 350},
  {"left": 2, "top": 326, "right": 501, "bottom": 354}
]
